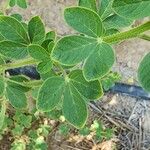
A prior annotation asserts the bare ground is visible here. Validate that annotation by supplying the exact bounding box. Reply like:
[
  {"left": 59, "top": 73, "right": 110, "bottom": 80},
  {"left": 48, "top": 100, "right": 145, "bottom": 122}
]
[{"left": 0, "top": 0, "right": 150, "bottom": 149}]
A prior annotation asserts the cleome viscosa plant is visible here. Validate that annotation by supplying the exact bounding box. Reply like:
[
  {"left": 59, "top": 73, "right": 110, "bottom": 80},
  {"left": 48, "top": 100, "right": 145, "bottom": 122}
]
[{"left": 0, "top": 0, "right": 150, "bottom": 131}]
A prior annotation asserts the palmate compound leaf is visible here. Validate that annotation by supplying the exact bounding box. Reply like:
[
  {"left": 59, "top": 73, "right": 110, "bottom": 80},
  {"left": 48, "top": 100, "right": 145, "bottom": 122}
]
[
  {"left": 78, "top": 0, "right": 97, "bottom": 12},
  {"left": 64, "top": 7, "right": 103, "bottom": 38},
  {"left": 51, "top": 35, "right": 115, "bottom": 81},
  {"left": 37, "top": 75, "right": 89, "bottom": 128},
  {"left": 0, "top": 16, "right": 29, "bottom": 44},
  {"left": 63, "top": 82, "right": 88, "bottom": 128},
  {"left": 112, "top": 0, "right": 150, "bottom": 20},
  {"left": 37, "top": 77, "right": 65, "bottom": 112},
  {"left": 0, "top": 41, "right": 28, "bottom": 59},
  {"left": 138, "top": 52, "right": 150, "bottom": 92},
  {"left": 69, "top": 70, "right": 103, "bottom": 100},
  {"left": 28, "top": 16, "right": 45, "bottom": 44}
]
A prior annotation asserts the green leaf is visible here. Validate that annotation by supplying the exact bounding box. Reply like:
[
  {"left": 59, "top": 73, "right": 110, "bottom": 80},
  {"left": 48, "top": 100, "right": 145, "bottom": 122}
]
[
  {"left": 0, "top": 56, "right": 5, "bottom": 65},
  {"left": 51, "top": 35, "right": 97, "bottom": 66},
  {"left": 9, "top": 75, "right": 29, "bottom": 83},
  {"left": 46, "top": 31, "right": 56, "bottom": 41},
  {"left": 63, "top": 83, "right": 87, "bottom": 128},
  {"left": 7, "top": 80, "right": 30, "bottom": 92},
  {"left": 0, "top": 56, "right": 5, "bottom": 72},
  {"left": 37, "top": 77, "right": 65, "bottom": 112},
  {"left": 32, "top": 87, "right": 39, "bottom": 100},
  {"left": 52, "top": 35, "right": 115, "bottom": 81},
  {"left": 64, "top": 7, "right": 103, "bottom": 37},
  {"left": 0, "top": 77, "right": 5, "bottom": 96},
  {"left": 101, "top": 72, "right": 121, "bottom": 91},
  {"left": 98, "top": 0, "right": 113, "bottom": 20},
  {"left": 11, "top": 13, "right": 23, "bottom": 21},
  {"left": 104, "top": 128, "right": 114, "bottom": 140},
  {"left": 0, "top": 12, "right": 4, "bottom": 15},
  {"left": 58, "top": 124, "right": 70, "bottom": 136},
  {"left": 112, "top": 0, "right": 150, "bottom": 20},
  {"left": 28, "top": 16, "right": 45, "bottom": 44},
  {"left": 0, "top": 101, "right": 6, "bottom": 130},
  {"left": 104, "top": 28, "right": 119, "bottom": 36},
  {"left": 69, "top": 70, "right": 103, "bottom": 99},
  {"left": 45, "top": 109, "right": 62, "bottom": 120},
  {"left": 35, "top": 140, "right": 47, "bottom": 150},
  {"left": 9, "top": 0, "right": 16, "bottom": 7},
  {"left": 40, "top": 70, "right": 56, "bottom": 81},
  {"left": 83, "top": 43, "right": 115, "bottom": 81},
  {"left": 78, "top": 0, "right": 97, "bottom": 12},
  {"left": 47, "top": 41, "right": 54, "bottom": 53},
  {"left": 6, "top": 85, "right": 27, "bottom": 109},
  {"left": 0, "top": 33, "right": 4, "bottom": 41},
  {"left": 16, "top": 0, "right": 27, "bottom": 9},
  {"left": 12, "top": 124, "right": 24, "bottom": 136},
  {"left": 0, "top": 41, "right": 28, "bottom": 59},
  {"left": 0, "top": 16, "right": 29, "bottom": 44},
  {"left": 103, "top": 14, "right": 133, "bottom": 29},
  {"left": 28, "top": 44, "right": 50, "bottom": 61},
  {"left": 21, "top": 22, "right": 28, "bottom": 31},
  {"left": 79, "top": 126, "right": 90, "bottom": 136},
  {"left": 41, "top": 40, "right": 54, "bottom": 54},
  {"left": 14, "top": 112, "right": 32, "bottom": 128},
  {"left": 41, "top": 39, "right": 52, "bottom": 50},
  {"left": 138, "top": 52, "right": 150, "bottom": 92},
  {"left": 37, "top": 60, "right": 53, "bottom": 74}
]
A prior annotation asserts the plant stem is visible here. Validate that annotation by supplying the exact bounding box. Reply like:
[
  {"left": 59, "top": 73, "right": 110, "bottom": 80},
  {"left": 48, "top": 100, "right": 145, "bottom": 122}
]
[
  {"left": 24, "top": 80, "right": 43, "bottom": 87},
  {"left": 6, "top": 78, "right": 43, "bottom": 88},
  {"left": 103, "top": 21, "right": 150, "bottom": 43},
  {"left": 0, "top": 58, "right": 39, "bottom": 71}
]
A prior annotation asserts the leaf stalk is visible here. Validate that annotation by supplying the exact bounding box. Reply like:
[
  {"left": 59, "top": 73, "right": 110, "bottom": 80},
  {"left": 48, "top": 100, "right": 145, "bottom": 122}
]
[{"left": 103, "top": 21, "right": 150, "bottom": 43}]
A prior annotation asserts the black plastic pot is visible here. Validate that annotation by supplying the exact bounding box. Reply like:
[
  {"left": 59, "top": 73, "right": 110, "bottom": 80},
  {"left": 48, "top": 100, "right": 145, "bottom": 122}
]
[{"left": 7, "top": 67, "right": 150, "bottom": 100}]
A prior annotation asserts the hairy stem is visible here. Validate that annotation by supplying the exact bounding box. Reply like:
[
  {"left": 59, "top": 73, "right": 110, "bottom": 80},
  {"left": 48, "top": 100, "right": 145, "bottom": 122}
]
[
  {"left": 0, "top": 58, "right": 39, "bottom": 71},
  {"left": 24, "top": 80, "right": 43, "bottom": 87},
  {"left": 103, "top": 21, "right": 150, "bottom": 43},
  {"left": 6, "top": 78, "right": 43, "bottom": 88}
]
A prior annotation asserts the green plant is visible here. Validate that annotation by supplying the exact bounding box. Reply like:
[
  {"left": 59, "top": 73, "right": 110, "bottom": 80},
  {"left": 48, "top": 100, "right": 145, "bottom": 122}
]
[
  {"left": 9, "top": 0, "right": 28, "bottom": 9},
  {"left": 0, "top": 0, "right": 150, "bottom": 136}
]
